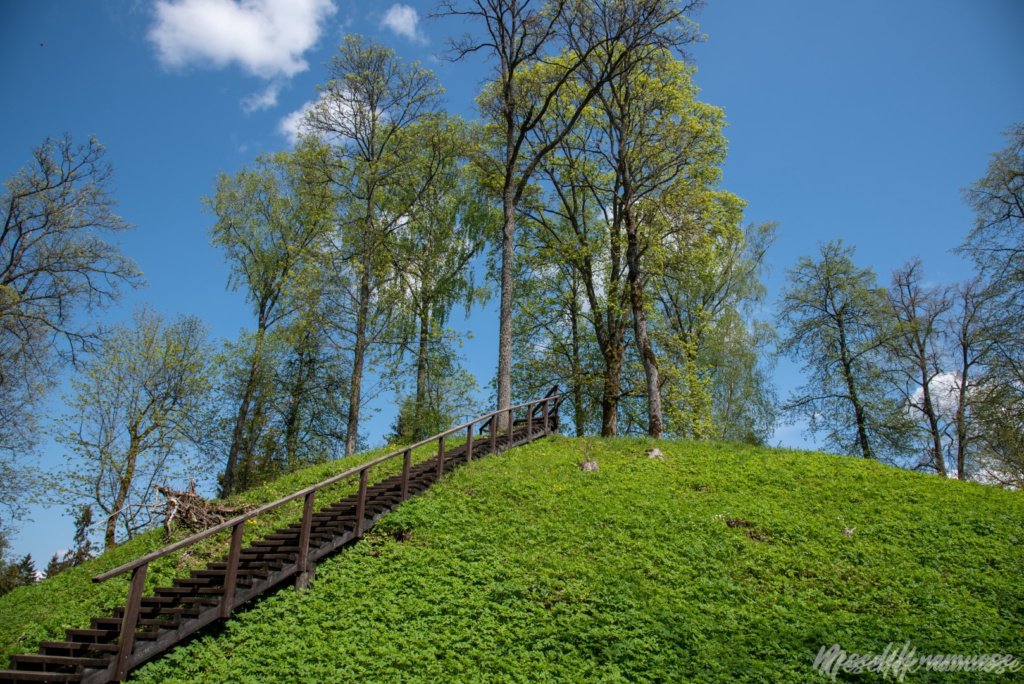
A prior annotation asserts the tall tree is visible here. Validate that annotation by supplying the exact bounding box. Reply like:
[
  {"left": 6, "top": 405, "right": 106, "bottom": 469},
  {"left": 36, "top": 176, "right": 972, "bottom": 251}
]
[
  {"left": 959, "top": 124, "right": 1024, "bottom": 484},
  {"left": 946, "top": 277, "right": 994, "bottom": 481},
  {"left": 306, "top": 36, "right": 447, "bottom": 455},
  {"left": 593, "top": 51, "right": 730, "bottom": 437},
  {"left": 0, "top": 135, "right": 140, "bottom": 515},
  {"left": 441, "top": 0, "right": 701, "bottom": 427},
  {"left": 390, "top": 118, "right": 491, "bottom": 438},
  {"left": 883, "top": 260, "right": 953, "bottom": 475},
  {"left": 208, "top": 144, "right": 335, "bottom": 495},
  {"left": 655, "top": 220, "right": 777, "bottom": 443},
  {"left": 778, "top": 241, "right": 908, "bottom": 460},
  {"left": 57, "top": 309, "right": 211, "bottom": 548},
  {"left": 960, "top": 126, "right": 1024, "bottom": 389}
]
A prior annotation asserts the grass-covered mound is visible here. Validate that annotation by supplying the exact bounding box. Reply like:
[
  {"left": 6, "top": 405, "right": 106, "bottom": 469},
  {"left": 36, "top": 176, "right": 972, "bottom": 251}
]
[
  {"left": 118, "top": 437, "right": 1022, "bottom": 683},
  {"left": 0, "top": 439, "right": 454, "bottom": 663}
]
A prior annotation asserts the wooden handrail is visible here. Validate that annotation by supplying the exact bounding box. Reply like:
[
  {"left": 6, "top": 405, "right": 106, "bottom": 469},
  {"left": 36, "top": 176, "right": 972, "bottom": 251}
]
[{"left": 93, "top": 391, "right": 561, "bottom": 583}]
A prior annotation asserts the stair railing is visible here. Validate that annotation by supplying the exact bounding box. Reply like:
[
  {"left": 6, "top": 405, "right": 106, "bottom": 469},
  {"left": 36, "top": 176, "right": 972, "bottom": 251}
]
[{"left": 91, "top": 389, "right": 561, "bottom": 681}]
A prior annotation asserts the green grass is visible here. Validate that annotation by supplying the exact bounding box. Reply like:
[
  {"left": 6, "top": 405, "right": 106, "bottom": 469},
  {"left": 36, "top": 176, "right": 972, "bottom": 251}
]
[
  {"left": 0, "top": 438, "right": 454, "bottom": 662},
  {"left": 3, "top": 437, "right": 1021, "bottom": 681},
  {"left": 103, "top": 436, "right": 1024, "bottom": 683}
]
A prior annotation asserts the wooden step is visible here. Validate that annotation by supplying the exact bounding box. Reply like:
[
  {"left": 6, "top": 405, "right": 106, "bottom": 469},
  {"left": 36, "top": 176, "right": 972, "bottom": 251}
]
[
  {"left": 65, "top": 628, "right": 117, "bottom": 643},
  {"left": 9, "top": 653, "right": 108, "bottom": 670},
  {"left": 38, "top": 641, "right": 118, "bottom": 657},
  {"left": 0, "top": 670, "right": 79, "bottom": 682}
]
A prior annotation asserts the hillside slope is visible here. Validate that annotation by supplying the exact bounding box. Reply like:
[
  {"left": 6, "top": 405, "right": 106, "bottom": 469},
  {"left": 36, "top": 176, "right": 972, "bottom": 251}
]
[
  {"left": 113, "top": 437, "right": 1022, "bottom": 683},
  {"left": 0, "top": 441, "right": 448, "bottom": 665}
]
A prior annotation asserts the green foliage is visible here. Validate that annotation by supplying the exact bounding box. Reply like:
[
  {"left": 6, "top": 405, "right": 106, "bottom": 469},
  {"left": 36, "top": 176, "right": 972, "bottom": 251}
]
[
  {"left": 0, "top": 528, "right": 38, "bottom": 596},
  {"left": 44, "top": 505, "right": 95, "bottom": 578},
  {"left": 0, "top": 438, "right": 452, "bottom": 661},
  {"left": 0, "top": 134, "right": 141, "bottom": 516},
  {"left": 55, "top": 308, "right": 213, "bottom": 548},
  {"left": 958, "top": 123, "right": 1024, "bottom": 484},
  {"left": 778, "top": 241, "right": 912, "bottom": 460},
  {"left": 86, "top": 436, "right": 1024, "bottom": 683}
]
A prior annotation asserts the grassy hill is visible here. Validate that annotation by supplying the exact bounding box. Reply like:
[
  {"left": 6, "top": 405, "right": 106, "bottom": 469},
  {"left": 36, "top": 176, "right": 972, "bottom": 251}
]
[{"left": 3, "top": 437, "right": 1022, "bottom": 682}]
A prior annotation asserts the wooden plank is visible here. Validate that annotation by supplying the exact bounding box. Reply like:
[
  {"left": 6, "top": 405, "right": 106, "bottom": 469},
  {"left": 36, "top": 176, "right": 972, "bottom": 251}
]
[
  {"left": 355, "top": 469, "right": 369, "bottom": 537},
  {"left": 295, "top": 491, "right": 316, "bottom": 590},
  {"left": 219, "top": 522, "right": 244, "bottom": 619},
  {"left": 401, "top": 448, "right": 411, "bottom": 500},
  {"left": 113, "top": 563, "right": 147, "bottom": 681},
  {"left": 436, "top": 435, "right": 446, "bottom": 478}
]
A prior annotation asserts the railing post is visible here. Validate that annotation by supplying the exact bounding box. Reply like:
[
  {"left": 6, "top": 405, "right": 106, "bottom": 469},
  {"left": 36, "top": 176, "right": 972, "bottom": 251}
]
[
  {"left": 436, "top": 434, "right": 446, "bottom": 478},
  {"left": 542, "top": 398, "right": 550, "bottom": 436},
  {"left": 295, "top": 490, "right": 316, "bottom": 590},
  {"left": 489, "top": 414, "right": 497, "bottom": 453},
  {"left": 355, "top": 469, "right": 369, "bottom": 537},
  {"left": 527, "top": 402, "right": 533, "bottom": 440},
  {"left": 221, "top": 522, "right": 244, "bottom": 617},
  {"left": 507, "top": 407, "right": 514, "bottom": 448},
  {"left": 466, "top": 422, "right": 475, "bottom": 462},
  {"left": 401, "top": 448, "right": 412, "bottom": 500},
  {"left": 113, "top": 563, "right": 148, "bottom": 681}
]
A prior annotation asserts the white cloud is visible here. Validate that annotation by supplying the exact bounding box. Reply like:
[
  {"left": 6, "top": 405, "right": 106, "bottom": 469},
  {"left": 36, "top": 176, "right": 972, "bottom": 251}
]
[
  {"left": 380, "top": 3, "right": 425, "bottom": 43},
  {"left": 149, "top": 0, "right": 336, "bottom": 79},
  {"left": 278, "top": 100, "right": 315, "bottom": 145},
  {"left": 241, "top": 80, "right": 283, "bottom": 112}
]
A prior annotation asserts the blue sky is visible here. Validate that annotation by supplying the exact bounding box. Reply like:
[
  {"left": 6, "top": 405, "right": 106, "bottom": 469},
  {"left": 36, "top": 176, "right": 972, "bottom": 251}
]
[{"left": 1, "top": 0, "right": 1021, "bottom": 561}]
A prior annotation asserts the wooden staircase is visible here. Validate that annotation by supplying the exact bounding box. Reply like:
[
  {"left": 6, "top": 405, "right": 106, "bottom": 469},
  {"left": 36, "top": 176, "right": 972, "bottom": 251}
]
[{"left": 0, "top": 390, "right": 562, "bottom": 684}]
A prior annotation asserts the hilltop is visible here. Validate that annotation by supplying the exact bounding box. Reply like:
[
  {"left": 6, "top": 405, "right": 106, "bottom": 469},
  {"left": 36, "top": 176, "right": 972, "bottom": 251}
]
[{"left": 2, "top": 437, "right": 1021, "bottom": 682}]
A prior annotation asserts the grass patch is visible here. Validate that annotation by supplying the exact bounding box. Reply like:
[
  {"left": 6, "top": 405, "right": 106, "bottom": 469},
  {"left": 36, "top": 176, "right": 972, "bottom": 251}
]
[
  {"left": 111, "top": 436, "right": 1024, "bottom": 683},
  {"left": 0, "top": 438, "right": 454, "bottom": 662}
]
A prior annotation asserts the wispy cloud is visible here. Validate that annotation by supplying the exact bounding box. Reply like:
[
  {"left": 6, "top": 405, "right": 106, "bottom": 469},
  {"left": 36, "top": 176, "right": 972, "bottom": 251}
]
[
  {"left": 380, "top": 3, "right": 426, "bottom": 44},
  {"left": 241, "top": 80, "right": 284, "bottom": 113},
  {"left": 149, "top": 0, "right": 336, "bottom": 109},
  {"left": 278, "top": 94, "right": 325, "bottom": 145}
]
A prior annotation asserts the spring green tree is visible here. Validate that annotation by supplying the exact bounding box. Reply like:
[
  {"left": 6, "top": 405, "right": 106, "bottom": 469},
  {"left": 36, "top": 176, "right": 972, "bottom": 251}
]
[
  {"left": 208, "top": 144, "right": 335, "bottom": 495},
  {"left": 57, "top": 309, "right": 211, "bottom": 548},
  {"left": 441, "top": 0, "right": 702, "bottom": 428},
  {"left": 778, "top": 241, "right": 910, "bottom": 459},
  {"left": 305, "top": 36, "right": 447, "bottom": 455},
  {"left": 0, "top": 135, "right": 141, "bottom": 518}
]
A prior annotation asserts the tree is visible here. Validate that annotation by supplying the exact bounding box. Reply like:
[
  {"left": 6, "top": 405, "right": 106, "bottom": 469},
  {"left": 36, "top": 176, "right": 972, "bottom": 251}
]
[
  {"left": 655, "top": 220, "right": 778, "bottom": 443},
  {"left": 778, "top": 241, "right": 909, "bottom": 460},
  {"left": 209, "top": 144, "right": 335, "bottom": 494},
  {"left": 389, "top": 118, "right": 491, "bottom": 439},
  {"left": 45, "top": 504, "right": 95, "bottom": 578},
  {"left": 944, "top": 277, "right": 1002, "bottom": 482},
  {"left": 305, "top": 36, "right": 450, "bottom": 455},
  {"left": 441, "top": 0, "right": 701, "bottom": 427},
  {"left": 0, "top": 135, "right": 141, "bottom": 515},
  {"left": 57, "top": 309, "right": 212, "bottom": 548},
  {"left": 958, "top": 123, "right": 1024, "bottom": 482},
  {"left": 592, "top": 50, "right": 731, "bottom": 438},
  {"left": 883, "top": 260, "right": 953, "bottom": 475}
]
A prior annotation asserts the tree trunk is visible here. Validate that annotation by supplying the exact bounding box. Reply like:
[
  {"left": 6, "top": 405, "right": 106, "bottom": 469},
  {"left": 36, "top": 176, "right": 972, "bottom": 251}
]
[
  {"left": 599, "top": 344, "right": 623, "bottom": 437},
  {"left": 625, "top": 209, "right": 662, "bottom": 438},
  {"left": 955, "top": 338, "right": 971, "bottom": 480},
  {"left": 283, "top": 342, "right": 313, "bottom": 471},
  {"left": 568, "top": 277, "right": 585, "bottom": 437},
  {"left": 918, "top": 366, "right": 946, "bottom": 476},
  {"left": 105, "top": 440, "right": 139, "bottom": 549},
  {"left": 345, "top": 255, "right": 372, "bottom": 456},
  {"left": 222, "top": 323, "right": 266, "bottom": 497},
  {"left": 836, "top": 315, "right": 873, "bottom": 459},
  {"left": 496, "top": 186, "right": 516, "bottom": 429},
  {"left": 414, "top": 308, "right": 430, "bottom": 438}
]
